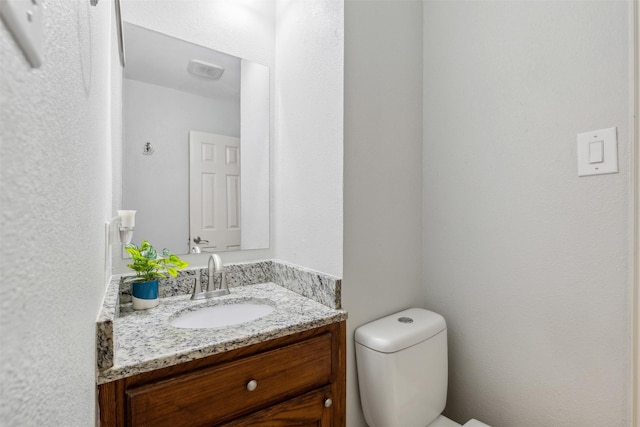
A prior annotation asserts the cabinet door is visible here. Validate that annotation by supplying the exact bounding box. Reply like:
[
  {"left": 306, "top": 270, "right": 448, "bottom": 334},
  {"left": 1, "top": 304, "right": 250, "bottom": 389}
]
[{"left": 220, "top": 386, "right": 333, "bottom": 427}]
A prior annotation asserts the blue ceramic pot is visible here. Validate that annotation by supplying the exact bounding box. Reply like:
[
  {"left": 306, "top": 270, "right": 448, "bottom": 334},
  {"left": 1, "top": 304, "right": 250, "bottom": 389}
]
[{"left": 131, "top": 279, "right": 159, "bottom": 310}]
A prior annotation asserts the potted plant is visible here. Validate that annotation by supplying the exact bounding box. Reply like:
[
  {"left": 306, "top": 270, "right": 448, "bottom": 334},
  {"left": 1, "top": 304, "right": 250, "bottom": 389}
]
[{"left": 124, "top": 239, "right": 189, "bottom": 310}]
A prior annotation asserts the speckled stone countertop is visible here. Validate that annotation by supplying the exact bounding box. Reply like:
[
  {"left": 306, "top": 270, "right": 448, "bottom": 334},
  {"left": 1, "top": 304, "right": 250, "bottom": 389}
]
[{"left": 96, "top": 261, "right": 346, "bottom": 385}]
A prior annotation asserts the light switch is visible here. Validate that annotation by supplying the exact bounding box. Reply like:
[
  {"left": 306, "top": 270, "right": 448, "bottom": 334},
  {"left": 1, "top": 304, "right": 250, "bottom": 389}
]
[
  {"left": 588, "top": 140, "right": 604, "bottom": 163},
  {"left": 577, "top": 127, "right": 618, "bottom": 177}
]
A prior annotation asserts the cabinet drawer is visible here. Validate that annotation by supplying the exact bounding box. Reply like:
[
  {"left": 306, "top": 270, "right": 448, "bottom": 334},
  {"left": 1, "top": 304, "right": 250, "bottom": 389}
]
[
  {"left": 220, "top": 385, "right": 333, "bottom": 427},
  {"left": 125, "top": 333, "right": 332, "bottom": 427}
]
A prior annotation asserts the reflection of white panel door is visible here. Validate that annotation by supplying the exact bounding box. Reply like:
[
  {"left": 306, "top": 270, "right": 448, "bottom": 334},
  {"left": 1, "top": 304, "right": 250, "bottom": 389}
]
[{"left": 189, "top": 131, "right": 240, "bottom": 252}]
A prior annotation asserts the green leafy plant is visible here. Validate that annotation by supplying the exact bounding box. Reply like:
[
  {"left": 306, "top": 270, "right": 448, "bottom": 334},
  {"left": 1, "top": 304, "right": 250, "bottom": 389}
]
[{"left": 124, "top": 239, "right": 189, "bottom": 283}]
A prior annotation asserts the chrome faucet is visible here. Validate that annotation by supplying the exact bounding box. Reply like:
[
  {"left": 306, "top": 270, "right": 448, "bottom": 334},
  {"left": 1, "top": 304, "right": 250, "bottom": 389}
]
[{"left": 191, "top": 254, "right": 229, "bottom": 300}]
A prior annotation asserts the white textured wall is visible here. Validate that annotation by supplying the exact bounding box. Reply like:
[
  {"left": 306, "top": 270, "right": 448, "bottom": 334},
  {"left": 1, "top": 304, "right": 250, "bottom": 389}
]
[
  {"left": 423, "top": 1, "right": 631, "bottom": 426},
  {"left": 274, "top": 0, "right": 344, "bottom": 277},
  {"left": 343, "top": 1, "right": 424, "bottom": 425},
  {"left": 0, "top": 0, "right": 115, "bottom": 425}
]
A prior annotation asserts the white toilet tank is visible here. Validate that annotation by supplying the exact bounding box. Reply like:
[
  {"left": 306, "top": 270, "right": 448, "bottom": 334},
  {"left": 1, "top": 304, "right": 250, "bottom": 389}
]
[{"left": 355, "top": 308, "right": 448, "bottom": 427}]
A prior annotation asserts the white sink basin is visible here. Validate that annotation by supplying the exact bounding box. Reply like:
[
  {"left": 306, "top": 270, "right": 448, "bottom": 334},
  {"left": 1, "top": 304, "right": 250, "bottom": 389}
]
[{"left": 170, "top": 302, "right": 275, "bottom": 329}]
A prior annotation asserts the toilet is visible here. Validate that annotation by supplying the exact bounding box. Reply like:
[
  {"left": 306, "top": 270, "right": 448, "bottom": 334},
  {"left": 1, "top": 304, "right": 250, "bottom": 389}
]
[{"left": 355, "top": 308, "right": 491, "bottom": 427}]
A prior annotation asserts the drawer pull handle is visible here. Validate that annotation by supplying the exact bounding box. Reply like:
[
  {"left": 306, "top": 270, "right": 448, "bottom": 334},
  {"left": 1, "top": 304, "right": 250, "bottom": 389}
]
[
  {"left": 246, "top": 380, "right": 258, "bottom": 391},
  {"left": 324, "top": 398, "right": 333, "bottom": 408}
]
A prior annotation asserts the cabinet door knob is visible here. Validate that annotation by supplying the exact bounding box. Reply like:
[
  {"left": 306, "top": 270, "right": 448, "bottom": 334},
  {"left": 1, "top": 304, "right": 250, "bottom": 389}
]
[
  {"left": 246, "top": 380, "right": 258, "bottom": 391},
  {"left": 324, "top": 398, "right": 333, "bottom": 408}
]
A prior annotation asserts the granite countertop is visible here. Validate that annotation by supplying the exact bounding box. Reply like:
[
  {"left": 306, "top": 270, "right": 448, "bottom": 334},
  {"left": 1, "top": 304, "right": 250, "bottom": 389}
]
[{"left": 97, "top": 280, "right": 347, "bottom": 385}]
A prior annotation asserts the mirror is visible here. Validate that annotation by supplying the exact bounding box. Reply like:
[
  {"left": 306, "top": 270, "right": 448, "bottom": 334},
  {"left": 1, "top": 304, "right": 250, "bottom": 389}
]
[{"left": 121, "top": 22, "right": 270, "bottom": 255}]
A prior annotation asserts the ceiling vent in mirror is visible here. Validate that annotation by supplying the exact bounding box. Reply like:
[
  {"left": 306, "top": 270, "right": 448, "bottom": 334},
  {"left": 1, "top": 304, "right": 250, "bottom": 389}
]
[{"left": 187, "top": 60, "right": 224, "bottom": 79}]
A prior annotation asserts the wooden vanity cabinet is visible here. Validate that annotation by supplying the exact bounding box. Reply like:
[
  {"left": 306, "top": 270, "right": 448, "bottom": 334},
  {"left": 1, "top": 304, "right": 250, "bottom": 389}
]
[{"left": 98, "top": 321, "right": 345, "bottom": 427}]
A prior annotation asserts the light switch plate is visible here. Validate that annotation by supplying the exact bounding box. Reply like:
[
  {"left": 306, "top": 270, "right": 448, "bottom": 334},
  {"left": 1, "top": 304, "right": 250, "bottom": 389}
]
[
  {"left": 577, "top": 127, "right": 618, "bottom": 177},
  {"left": 0, "top": 0, "right": 43, "bottom": 68}
]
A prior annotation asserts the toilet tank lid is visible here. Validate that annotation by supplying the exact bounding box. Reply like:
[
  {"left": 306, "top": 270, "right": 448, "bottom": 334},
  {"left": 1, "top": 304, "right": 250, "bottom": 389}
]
[{"left": 355, "top": 308, "right": 446, "bottom": 353}]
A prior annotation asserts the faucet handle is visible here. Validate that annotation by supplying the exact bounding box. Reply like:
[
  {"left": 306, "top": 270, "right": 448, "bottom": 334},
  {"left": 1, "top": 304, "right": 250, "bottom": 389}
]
[
  {"left": 219, "top": 271, "right": 229, "bottom": 293},
  {"left": 190, "top": 276, "right": 204, "bottom": 300}
]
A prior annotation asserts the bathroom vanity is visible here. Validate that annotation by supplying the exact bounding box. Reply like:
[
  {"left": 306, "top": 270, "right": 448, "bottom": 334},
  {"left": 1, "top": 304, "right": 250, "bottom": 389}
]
[
  {"left": 97, "top": 262, "right": 346, "bottom": 426},
  {"left": 99, "top": 321, "right": 344, "bottom": 426}
]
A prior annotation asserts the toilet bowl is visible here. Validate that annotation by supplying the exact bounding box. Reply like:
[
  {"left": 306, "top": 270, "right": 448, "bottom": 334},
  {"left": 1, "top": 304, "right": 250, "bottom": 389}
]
[{"left": 355, "top": 308, "right": 491, "bottom": 427}]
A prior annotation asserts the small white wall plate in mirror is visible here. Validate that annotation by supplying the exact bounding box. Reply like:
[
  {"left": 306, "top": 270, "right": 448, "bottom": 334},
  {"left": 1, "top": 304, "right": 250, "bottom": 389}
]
[{"left": 576, "top": 127, "right": 618, "bottom": 177}]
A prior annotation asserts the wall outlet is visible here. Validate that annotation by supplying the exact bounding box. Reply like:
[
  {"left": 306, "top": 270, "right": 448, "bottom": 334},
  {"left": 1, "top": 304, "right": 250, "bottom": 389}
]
[{"left": 0, "top": 0, "right": 43, "bottom": 68}]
